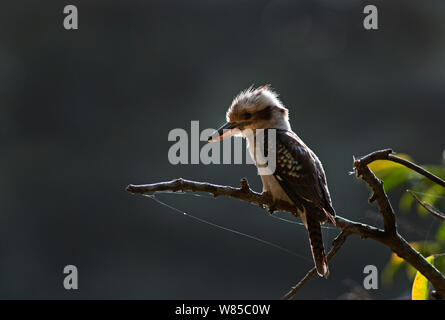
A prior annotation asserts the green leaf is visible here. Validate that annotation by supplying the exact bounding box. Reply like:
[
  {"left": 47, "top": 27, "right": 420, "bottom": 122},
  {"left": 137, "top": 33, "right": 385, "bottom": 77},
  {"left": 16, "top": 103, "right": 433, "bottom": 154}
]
[
  {"left": 382, "top": 253, "right": 406, "bottom": 285},
  {"left": 368, "top": 154, "right": 417, "bottom": 193},
  {"left": 435, "top": 254, "right": 445, "bottom": 273},
  {"left": 383, "top": 242, "right": 422, "bottom": 285},
  {"left": 417, "top": 184, "right": 445, "bottom": 215},
  {"left": 406, "top": 264, "right": 418, "bottom": 281},
  {"left": 418, "top": 241, "right": 442, "bottom": 255},
  {"left": 382, "top": 168, "right": 412, "bottom": 192},
  {"left": 368, "top": 154, "right": 413, "bottom": 173},
  {"left": 422, "top": 165, "right": 445, "bottom": 180},
  {"left": 400, "top": 191, "right": 415, "bottom": 212},
  {"left": 411, "top": 255, "right": 435, "bottom": 300},
  {"left": 436, "top": 222, "right": 445, "bottom": 242}
]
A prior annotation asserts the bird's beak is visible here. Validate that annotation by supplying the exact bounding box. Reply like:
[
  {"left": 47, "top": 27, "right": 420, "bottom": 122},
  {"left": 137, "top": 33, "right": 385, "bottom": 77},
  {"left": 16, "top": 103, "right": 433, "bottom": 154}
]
[{"left": 208, "top": 122, "right": 240, "bottom": 142}]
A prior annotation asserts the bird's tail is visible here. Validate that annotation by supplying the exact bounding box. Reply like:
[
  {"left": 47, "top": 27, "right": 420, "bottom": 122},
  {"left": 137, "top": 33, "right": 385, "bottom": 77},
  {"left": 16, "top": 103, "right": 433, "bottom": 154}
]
[{"left": 306, "top": 214, "right": 329, "bottom": 278}]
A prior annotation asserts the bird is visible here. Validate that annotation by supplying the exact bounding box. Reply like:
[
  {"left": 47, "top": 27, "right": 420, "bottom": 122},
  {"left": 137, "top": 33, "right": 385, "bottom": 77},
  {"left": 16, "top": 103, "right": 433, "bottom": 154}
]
[{"left": 208, "top": 85, "right": 336, "bottom": 278}]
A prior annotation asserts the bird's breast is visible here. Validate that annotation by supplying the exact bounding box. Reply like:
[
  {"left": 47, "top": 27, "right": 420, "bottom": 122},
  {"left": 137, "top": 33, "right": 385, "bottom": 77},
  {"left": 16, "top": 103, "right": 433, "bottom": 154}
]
[
  {"left": 260, "top": 174, "right": 292, "bottom": 203},
  {"left": 244, "top": 132, "right": 292, "bottom": 202}
]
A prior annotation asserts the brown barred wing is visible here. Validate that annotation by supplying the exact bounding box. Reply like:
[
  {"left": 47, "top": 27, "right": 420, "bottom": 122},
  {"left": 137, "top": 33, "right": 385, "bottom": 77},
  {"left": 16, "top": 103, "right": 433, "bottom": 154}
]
[{"left": 273, "top": 130, "right": 334, "bottom": 224}]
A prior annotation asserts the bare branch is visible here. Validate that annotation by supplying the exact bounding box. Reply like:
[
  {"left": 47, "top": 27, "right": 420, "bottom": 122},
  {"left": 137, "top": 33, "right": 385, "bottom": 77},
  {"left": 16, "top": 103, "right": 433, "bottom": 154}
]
[
  {"left": 127, "top": 177, "right": 290, "bottom": 213},
  {"left": 407, "top": 190, "right": 445, "bottom": 221},
  {"left": 388, "top": 154, "right": 445, "bottom": 188},
  {"left": 127, "top": 179, "right": 387, "bottom": 241},
  {"left": 282, "top": 230, "right": 351, "bottom": 300},
  {"left": 354, "top": 149, "right": 397, "bottom": 234},
  {"left": 355, "top": 149, "right": 445, "bottom": 189}
]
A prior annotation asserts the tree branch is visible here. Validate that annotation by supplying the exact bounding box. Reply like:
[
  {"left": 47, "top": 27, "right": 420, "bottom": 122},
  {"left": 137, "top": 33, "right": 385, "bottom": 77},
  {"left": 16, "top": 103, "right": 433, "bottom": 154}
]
[
  {"left": 126, "top": 148, "right": 445, "bottom": 299},
  {"left": 354, "top": 149, "right": 397, "bottom": 234},
  {"left": 407, "top": 190, "right": 445, "bottom": 221},
  {"left": 353, "top": 148, "right": 445, "bottom": 188},
  {"left": 126, "top": 179, "right": 387, "bottom": 242},
  {"left": 388, "top": 154, "right": 445, "bottom": 188},
  {"left": 282, "top": 230, "right": 351, "bottom": 300}
]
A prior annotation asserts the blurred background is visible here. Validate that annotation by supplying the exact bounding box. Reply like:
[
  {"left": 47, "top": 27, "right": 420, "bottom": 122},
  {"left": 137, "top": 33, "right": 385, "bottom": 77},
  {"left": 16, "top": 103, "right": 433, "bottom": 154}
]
[{"left": 1, "top": 0, "right": 445, "bottom": 299}]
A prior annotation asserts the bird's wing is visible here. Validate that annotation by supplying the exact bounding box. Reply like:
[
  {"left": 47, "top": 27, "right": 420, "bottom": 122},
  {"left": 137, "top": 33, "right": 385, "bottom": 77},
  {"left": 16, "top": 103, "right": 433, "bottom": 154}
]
[
  {"left": 273, "top": 130, "right": 335, "bottom": 223},
  {"left": 314, "top": 155, "right": 336, "bottom": 217}
]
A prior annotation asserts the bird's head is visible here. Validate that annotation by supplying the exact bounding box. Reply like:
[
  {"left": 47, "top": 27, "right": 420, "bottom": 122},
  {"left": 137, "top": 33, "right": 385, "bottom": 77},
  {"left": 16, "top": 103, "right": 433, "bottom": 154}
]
[{"left": 208, "top": 85, "right": 291, "bottom": 142}]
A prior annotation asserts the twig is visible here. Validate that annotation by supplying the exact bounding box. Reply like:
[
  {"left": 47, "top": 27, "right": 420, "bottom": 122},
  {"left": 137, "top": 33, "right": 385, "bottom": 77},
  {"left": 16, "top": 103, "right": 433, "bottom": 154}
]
[
  {"left": 354, "top": 149, "right": 397, "bottom": 234},
  {"left": 282, "top": 230, "right": 350, "bottom": 300},
  {"left": 407, "top": 190, "right": 445, "bottom": 221},
  {"left": 357, "top": 148, "right": 445, "bottom": 192},
  {"left": 388, "top": 154, "right": 445, "bottom": 188}
]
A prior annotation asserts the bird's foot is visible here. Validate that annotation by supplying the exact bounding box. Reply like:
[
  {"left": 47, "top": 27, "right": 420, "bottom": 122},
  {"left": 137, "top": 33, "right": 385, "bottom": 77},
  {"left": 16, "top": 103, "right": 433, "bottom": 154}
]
[{"left": 262, "top": 191, "right": 278, "bottom": 214}]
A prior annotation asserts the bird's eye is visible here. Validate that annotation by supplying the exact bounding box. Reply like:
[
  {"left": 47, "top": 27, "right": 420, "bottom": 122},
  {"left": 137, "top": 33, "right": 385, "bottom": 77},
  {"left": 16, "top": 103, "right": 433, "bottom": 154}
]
[{"left": 243, "top": 112, "right": 252, "bottom": 120}]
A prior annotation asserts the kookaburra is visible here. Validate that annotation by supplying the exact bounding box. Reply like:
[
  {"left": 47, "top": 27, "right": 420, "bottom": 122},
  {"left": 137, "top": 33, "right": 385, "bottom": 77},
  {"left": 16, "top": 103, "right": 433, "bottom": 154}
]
[{"left": 208, "top": 85, "right": 336, "bottom": 277}]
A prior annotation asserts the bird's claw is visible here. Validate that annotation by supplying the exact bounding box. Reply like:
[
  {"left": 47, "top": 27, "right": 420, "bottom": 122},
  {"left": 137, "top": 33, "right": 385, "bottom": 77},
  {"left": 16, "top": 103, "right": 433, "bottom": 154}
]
[{"left": 268, "top": 204, "right": 278, "bottom": 214}]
